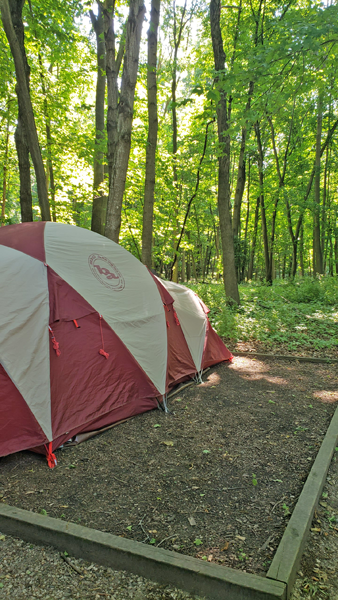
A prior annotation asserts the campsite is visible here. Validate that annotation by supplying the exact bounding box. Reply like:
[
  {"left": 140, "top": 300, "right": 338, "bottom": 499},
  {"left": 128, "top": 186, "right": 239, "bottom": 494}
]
[
  {"left": 1, "top": 0, "right": 338, "bottom": 598},
  {"left": 0, "top": 354, "right": 338, "bottom": 598}
]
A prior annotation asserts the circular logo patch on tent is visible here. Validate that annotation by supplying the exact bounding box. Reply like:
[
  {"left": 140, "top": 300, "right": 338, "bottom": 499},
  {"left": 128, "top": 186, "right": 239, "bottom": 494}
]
[{"left": 88, "top": 254, "right": 125, "bottom": 291}]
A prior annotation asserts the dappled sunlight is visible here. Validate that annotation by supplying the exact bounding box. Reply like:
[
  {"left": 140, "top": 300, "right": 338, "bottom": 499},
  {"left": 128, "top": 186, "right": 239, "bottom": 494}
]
[
  {"left": 261, "top": 376, "right": 289, "bottom": 385},
  {"left": 199, "top": 371, "right": 221, "bottom": 388},
  {"left": 313, "top": 390, "right": 338, "bottom": 404},
  {"left": 229, "top": 357, "right": 267, "bottom": 373},
  {"left": 229, "top": 357, "right": 289, "bottom": 386}
]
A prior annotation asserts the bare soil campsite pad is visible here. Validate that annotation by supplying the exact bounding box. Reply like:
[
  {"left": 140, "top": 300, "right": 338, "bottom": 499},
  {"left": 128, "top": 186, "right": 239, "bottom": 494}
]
[{"left": 1, "top": 357, "right": 337, "bottom": 577}]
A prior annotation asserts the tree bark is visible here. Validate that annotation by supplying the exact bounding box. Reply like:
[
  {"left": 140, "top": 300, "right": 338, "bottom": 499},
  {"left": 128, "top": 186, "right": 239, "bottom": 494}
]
[
  {"left": 37, "top": 58, "right": 57, "bottom": 221},
  {"left": 313, "top": 95, "right": 323, "bottom": 275},
  {"left": 232, "top": 82, "right": 254, "bottom": 238},
  {"left": 210, "top": 0, "right": 240, "bottom": 304},
  {"left": 170, "top": 0, "right": 187, "bottom": 282},
  {"left": 1, "top": 101, "right": 11, "bottom": 225},
  {"left": 142, "top": 0, "right": 160, "bottom": 267},
  {"left": 254, "top": 121, "right": 270, "bottom": 282},
  {"left": 104, "top": 0, "right": 145, "bottom": 243},
  {"left": 1, "top": 0, "right": 50, "bottom": 221},
  {"left": 15, "top": 118, "right": 33, "bottom": 221},
  {"left": 90, "top": 4, "right": 107, "bottom": 235},
  {"left": 101, "top": 0, "right": 125, "bottom": 187},
  {"left": 247, "top": 196, "right": 260, "bottom": 280},
  {"left": 7, "top": 0, "right": 32, "bottom": 221}
]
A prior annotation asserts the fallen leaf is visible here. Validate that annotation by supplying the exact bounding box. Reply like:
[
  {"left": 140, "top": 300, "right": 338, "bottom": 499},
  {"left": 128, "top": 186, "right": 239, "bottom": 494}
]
[
  {"left": 221, "top": 541, "right": 229, "bottom": 551},
  {"left": 162, "top": 441, "right": 174, "bottom": 447},
  {"left": 188, "top": 517, "right": 196, "bottom": 526},
  {"left": 207, "top": 554, "right": 213, "bottom": 562},
  {"left": 236, "top": 535, "right": 246, "bottom": 541},
  {"left": 0, "top": 535, "right": 5, "bottom": 541},
  {"left": 311, "top": 528, "right": 321, "bottom": 533}
]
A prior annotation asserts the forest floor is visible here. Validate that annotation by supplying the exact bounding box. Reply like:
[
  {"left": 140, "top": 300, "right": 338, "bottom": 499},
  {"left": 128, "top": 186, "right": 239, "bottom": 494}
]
[
  {"left": 1, "top": 356, "right": 337, "bottom": 593},
  {"left": 191, "top": 278, "right": 338, "bottom": 361}
]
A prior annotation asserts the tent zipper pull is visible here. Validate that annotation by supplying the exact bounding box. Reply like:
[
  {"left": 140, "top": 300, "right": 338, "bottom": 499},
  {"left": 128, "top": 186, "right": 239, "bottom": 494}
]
[
  {"left": 48, "top": 326, "right": 61, "bottom": 357},
  {"left": 99, "top": 315, "right": 109, "bottom": 359},
  {"left": 44, "top": 442, "right": 57, "bottom": 469}
]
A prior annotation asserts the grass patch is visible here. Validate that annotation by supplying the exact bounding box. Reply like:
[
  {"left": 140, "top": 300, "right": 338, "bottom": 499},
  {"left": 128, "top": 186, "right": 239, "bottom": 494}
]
[{"left": 187, "top": 277, "right": 338, "bottom": 355}]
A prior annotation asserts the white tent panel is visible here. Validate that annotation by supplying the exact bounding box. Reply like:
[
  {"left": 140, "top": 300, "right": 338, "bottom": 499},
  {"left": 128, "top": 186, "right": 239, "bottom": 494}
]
[
  {"left": 0, "top": 245, "right": 51, "bottom": 439},
  {"left": 159, "top": 279, "right": 207, "bottom": 372},
  {"left": 44, "top": 223, "right": 167, "bottom": 395}
]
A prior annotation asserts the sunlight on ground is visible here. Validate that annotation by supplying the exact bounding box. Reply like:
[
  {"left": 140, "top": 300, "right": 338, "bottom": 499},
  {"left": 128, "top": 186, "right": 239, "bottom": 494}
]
[
  {"left": 313, "top": 390, "right": 338, "bottom": 403},
  {"left": 229, "top": 357, "right": 267, "bottom": 373},
  {"left": 200, "top": 372, "right": 221, "bottom": 387},
  {"left": 229, "top": 357, "right": 289, "bottom": 385}
]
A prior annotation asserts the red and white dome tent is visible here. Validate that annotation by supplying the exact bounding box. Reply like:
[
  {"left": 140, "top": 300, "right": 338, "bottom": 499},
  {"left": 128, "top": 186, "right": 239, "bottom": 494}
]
[{"left": 0, "top": 222, "right": 232, "bottom": 467}]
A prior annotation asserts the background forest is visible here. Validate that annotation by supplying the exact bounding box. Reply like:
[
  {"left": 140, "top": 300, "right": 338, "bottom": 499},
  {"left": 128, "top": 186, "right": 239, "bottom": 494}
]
[{"left": 1, "top": 0, "right": 338, "bottom": 313}]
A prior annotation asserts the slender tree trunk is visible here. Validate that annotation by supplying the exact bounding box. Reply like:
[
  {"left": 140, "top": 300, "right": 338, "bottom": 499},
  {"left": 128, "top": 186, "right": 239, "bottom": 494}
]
[
  {"left": 210, "top": 0, "right": 239, "bottom": 304},
  {"left": 170, "top": 0, "right": 187, "bottom": 282},
  {"left": 313, "top": 95, "right": 323, "bottom": 275},
  {"left": 247, "top": 196, "right": 260, "bottom": 280},
  {"left": 300, "top": 223, "right": 304, "bottom": 277},
  {"left": 254, "top": 121, "right": 270, "bottom": 282},
  {"left": 181, "top": 250, "right": 186, "bottom": 282},
  {"left": 91, "top": 4, "right": 107, "bottom": 235},
  {"left": 1, "top": 102, "right": 11, "bottom": 225},
  {"left": 104, "top": 0, "right": 145, "bottom": 242},
  {"left": 15, "top": 118, "right": 33, "bottom": 221},
  {"left": 172, "top": 52, "right": 179, "bottom": 281},
  {"left": 1, "top": 0, "right": 50, "bottom": 221},
  {"left": 186, "top": 253, "right": 191, "bottom": 280},
  {"left": 241, "top": 159, "right": 250, "bottom": 281},
  {"left": 37, "top": 58, "right": 57, "bottom": 221},
  {"left": 321, "top": 143, "right": 329, "bottom": 260},
  {"left": 142, "top": 0, "right": 160, "bottom": 267},
  {"left": 232, "top": 149, "right": 245, "bottom": 238},
  {"left": 232, "top": 82, "right": 254, "bottom": 238}
]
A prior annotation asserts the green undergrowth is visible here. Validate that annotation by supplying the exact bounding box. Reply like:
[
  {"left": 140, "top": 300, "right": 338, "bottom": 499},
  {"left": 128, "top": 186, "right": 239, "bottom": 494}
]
[{"left": 187, "top": 277, "right": 338, "bottom": 355}]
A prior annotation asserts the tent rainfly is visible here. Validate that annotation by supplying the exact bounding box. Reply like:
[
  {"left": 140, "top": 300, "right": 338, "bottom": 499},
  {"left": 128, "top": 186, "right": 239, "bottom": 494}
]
[{"left": 0, "top": 222, "right": 232, "bottom": 467}]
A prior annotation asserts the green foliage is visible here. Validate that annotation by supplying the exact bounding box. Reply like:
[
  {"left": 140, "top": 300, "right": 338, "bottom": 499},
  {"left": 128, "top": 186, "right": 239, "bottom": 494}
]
[{"left": 188, "top": 277, "right": 338, "bottom": 353}]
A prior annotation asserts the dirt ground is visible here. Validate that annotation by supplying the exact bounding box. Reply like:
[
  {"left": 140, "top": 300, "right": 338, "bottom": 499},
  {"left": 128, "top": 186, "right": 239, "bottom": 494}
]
[
  {"left": 0, "top": 356, "right": 337, "bottom": 577},
  {"left": 291, "top": 451, "right": 338, "bottom": 600},
  {"left": 229, "top": 339, "right": 338, "bottom": 361}
]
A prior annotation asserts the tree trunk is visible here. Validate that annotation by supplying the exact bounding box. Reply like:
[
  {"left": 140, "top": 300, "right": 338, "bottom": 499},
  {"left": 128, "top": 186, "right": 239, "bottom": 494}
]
[
  {"left": 210, "top": 0, "right": 239, "bottom": 304},
  {"left": 1, "top": 102, "right": 11, "bottom": 225},
  {"left": 105, "top": 0, "right": 145, "bottom": 242},
  {"left": 102, "top": 0, "right": 125, "bottom": 187},
  {"left": 321, "top": 143, "right": 329, "bottom": 260},
  {"left": 241, "top": 158, "right": 250, "bottom": 281},
  {"left": 142, "top": 0, "right": 160, "bottom": 267},
  {"left": 254, "top": 121, "right": 270, "bottom": 282},
  {"left": 15, "top": 118, "right": 33, "bottom": 221},
  {"left": 91, "top": 4, "right": 107, "bottom": 235},
  {"left": 247, "top": 196, "right": 260, "bottom": 280},
  {"left": 170, "top": 0, "right": 187, "bottom": 281},
  {"left": 38, "top": 58, "right": 57, "bottom": 221},
  {"left": 313, "top": 95, "right": 323, "bottom": 275},
  {"left": 300, "top": 223, "right": 304, "bottom": 277},
  {"left": 232, "top": 82, "right": 254, "bottom": 238},
  {"left": 181, "top": 250, "right": 186, "bottom": 282},
  {"left": 1, "top": 0, "right": 50, "bottom": 221}
]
